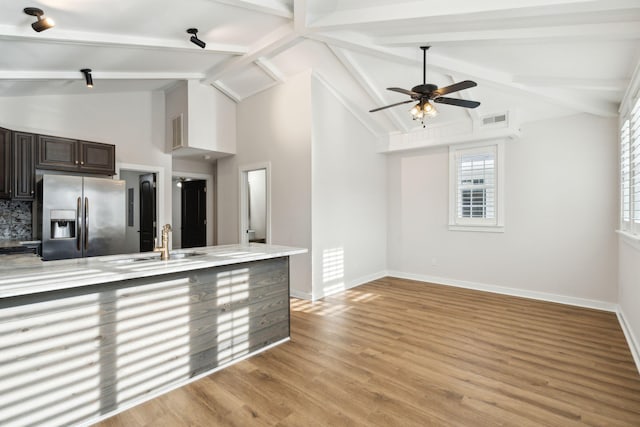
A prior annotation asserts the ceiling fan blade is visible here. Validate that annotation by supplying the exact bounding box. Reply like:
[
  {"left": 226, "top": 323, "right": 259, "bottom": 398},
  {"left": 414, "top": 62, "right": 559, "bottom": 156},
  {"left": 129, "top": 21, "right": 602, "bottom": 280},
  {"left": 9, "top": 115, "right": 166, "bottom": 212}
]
[
  {"left": 369, "top": 99, "right": 415, "bottom": 113},
  {"left": 433, "top": 97, "right": 481, "bottom": 108},
  {"left": 387, "top": 87, "right": 420, "bottom": 98},
  {"left": 433, "top": 80, "right": 477, "bottom": 97}
]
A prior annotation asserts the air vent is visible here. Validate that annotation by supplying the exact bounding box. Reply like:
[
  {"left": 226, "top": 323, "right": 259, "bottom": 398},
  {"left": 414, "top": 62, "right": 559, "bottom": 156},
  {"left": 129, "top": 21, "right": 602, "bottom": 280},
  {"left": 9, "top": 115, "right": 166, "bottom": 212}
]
[
  {"left": 482, "top": 114, "right": 507, "bottom": 125},
  {"left": 172, "top": 114, "right": 184, "bottom": 150}
]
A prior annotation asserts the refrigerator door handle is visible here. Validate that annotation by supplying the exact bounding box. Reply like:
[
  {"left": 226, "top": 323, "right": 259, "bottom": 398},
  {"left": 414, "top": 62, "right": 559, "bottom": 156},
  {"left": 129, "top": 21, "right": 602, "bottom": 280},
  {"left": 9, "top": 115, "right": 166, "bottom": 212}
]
[
  {"left": 76, "top": 197, "right": 82, "bottom": 251},
  {"left": 84, "top": 197, "right": 89, "bottom": 251}
]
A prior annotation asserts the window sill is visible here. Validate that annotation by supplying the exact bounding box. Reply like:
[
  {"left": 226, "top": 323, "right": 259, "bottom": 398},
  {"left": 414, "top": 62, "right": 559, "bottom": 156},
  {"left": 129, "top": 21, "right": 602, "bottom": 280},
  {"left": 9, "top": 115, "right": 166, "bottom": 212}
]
[
  {"left": 449, "top": 225, "right": 505, "bottom": 233},
  {"left": 617, "top": 230, "right": 640, "bottom": 251}
]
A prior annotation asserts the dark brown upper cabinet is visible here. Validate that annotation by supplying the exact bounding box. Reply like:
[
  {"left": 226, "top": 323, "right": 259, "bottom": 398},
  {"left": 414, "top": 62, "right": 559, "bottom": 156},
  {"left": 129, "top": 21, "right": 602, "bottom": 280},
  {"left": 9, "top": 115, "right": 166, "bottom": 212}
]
[
  {"left": 12, "top": 132, "right": 36, "bottom": 200},
  {"left": 36, "top": 135, "right": 115, "bottom": 175},
  {"left": 78, "top": 140, "right": 115, "bottom": 174},
  {"left": 0, "top": 128, "right": 11, "bottom": 199}
]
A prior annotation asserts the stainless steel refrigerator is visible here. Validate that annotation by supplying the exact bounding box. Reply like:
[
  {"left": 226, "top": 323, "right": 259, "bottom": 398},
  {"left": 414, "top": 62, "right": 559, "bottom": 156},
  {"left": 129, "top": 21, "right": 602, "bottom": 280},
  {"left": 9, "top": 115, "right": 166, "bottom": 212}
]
[{"left": 40, "top": 174, "right": 126, "bottom": 261}]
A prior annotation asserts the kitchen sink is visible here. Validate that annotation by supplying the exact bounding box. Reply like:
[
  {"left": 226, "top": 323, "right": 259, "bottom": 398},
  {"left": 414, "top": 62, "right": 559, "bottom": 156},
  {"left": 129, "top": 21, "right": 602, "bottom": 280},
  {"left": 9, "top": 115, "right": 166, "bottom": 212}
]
[
  {"left": 169, "top": 251, "right": 207, "bottom": 259},
  {"left": 104, "top": 251, "right": 208, "bottom": 264}
]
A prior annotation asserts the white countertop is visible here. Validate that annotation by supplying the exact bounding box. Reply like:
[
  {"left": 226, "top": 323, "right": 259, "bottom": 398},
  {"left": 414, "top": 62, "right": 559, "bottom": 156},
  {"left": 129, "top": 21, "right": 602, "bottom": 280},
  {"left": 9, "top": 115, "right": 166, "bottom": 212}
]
[{"left": 0, "top": 243, "right": 307, "bottom": 299}]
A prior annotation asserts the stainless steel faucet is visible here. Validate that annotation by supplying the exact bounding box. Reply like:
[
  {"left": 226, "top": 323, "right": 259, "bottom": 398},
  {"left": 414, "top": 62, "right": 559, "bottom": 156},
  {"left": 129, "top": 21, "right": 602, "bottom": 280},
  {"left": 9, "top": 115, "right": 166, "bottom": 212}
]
[{"left": 153, "top": 224, "right": 172, "bottom": 260}]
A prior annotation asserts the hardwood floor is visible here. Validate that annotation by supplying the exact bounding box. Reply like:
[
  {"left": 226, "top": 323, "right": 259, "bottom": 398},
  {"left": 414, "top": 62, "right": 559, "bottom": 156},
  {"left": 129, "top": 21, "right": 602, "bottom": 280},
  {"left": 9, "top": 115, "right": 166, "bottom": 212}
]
[{"left": 97, "top": 277, "right": 640, "bottom": 426}]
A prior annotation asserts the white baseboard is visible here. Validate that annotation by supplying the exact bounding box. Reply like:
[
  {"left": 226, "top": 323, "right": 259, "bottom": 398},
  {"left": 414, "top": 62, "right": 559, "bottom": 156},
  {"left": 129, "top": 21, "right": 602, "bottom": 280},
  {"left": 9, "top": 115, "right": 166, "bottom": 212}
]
[
  {"left": 386, "top": 270, "right": 618, "bottom": 312},
  {"left": 616, "top": 307, "right": 640, "bottom": 375},
  {"left": 292, "top": 270, "right": 388, "bottom": 301}
]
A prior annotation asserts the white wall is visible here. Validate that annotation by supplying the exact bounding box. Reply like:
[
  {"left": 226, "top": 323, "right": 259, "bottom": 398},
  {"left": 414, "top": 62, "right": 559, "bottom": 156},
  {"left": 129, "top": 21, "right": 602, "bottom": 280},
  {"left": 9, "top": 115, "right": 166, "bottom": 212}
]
[
  {"left": 217, "top": 71, "right": 313, "bottom": 296},
  {"left": 187, "top": 81, "right": 236, "bottom": 154},
  {"left": 0, "top": 91, "right": 172, "bottom": 235},
  {"left": 120, "top": 170, "right": 141, "bottom": 253},
  {"left": 165, "top": 81, "right": 236, "bottom": 155},
  {"left": 387, "top": 114, "right": 619, "bottom": 305},
  {"left": 310, "top": 76, "right": 387, "bottom": 300},
  {"left": 619, "top": 239, "right": 640, "bottom": 366}
]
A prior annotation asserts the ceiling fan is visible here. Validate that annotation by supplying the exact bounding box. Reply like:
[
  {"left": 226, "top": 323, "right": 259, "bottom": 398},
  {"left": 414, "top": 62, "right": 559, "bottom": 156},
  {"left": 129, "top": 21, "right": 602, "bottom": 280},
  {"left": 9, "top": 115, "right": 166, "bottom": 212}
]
[{"left": 369, "top": 46, "right": 480, "bottom": 125}]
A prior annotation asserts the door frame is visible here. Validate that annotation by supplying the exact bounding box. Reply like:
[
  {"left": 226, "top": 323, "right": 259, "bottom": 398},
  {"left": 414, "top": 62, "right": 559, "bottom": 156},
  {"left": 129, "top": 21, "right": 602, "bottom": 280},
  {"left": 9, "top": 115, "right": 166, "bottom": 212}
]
[
  {"left": 172, "top": 170, "right": 214, "bottom": 246},
  {"left": 116, "top": 162, "right": 165, "bottom": 246},
  {"left": 239, "top": 162, "right": 271, "bottom": 245}
]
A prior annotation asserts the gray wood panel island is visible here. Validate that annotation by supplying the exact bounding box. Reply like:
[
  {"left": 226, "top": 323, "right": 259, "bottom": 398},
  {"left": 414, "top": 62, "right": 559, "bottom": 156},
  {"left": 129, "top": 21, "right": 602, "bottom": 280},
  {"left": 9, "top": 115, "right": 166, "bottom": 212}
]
[{"left": 0, "top": 244, "right": 306, "bottom": 427}]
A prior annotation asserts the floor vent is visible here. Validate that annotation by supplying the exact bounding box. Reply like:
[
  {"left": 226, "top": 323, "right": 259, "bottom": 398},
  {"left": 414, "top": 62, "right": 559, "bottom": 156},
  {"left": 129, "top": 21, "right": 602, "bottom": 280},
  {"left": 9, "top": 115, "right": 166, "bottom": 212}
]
[{"left": 172, "top": 114, "right": 184, "bottom": 150}]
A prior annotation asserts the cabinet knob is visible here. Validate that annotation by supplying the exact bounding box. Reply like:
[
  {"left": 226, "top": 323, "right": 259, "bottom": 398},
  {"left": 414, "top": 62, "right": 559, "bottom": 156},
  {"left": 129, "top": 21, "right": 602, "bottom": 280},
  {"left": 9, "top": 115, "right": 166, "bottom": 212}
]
[
  {"left": 81, "top": 161, "right": 84, "bottom": 165},
  {"left": 75, "top": 160, "right": 79, "bottom": 165}
]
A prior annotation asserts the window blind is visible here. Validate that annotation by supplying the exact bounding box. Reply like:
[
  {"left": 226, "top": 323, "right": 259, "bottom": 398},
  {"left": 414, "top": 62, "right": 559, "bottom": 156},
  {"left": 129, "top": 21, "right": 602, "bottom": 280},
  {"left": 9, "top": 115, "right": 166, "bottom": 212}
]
[
  {"left": 632, "top": 97, "right": 640, "bottom": 232},
  {"left": 457, "top": 151, "right": 495, "bottom": 220},
  {"left": 621, "top": 119, "right": 631, "bottom": 228}
]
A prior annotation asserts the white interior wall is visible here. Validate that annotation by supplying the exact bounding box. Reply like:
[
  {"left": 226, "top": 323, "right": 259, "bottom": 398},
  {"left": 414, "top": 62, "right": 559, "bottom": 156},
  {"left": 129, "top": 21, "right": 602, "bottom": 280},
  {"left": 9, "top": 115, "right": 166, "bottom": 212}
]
[
  {"left": 187, "top": 81, "right": 236, "bottom": 154},
  {"left": 171, "top": 178, "right": 182, "bottom": 249},
  {"left": 0, "top": 91, "right": 171, "bottom": 237},
  {"left": 310, "top": 76, "right": 387, "bottom": 300},
  {"left": 217, "top": 71, "right": 313, "bottom": 296},
  {"left": 120, "top": 170, "right": 141, "bottom": 253},
  {"left": 387, "top": 114, "right": 619, "bottom": 306},
  {"left": 619, "top": 239, "right": 640, "bottom": 367}
]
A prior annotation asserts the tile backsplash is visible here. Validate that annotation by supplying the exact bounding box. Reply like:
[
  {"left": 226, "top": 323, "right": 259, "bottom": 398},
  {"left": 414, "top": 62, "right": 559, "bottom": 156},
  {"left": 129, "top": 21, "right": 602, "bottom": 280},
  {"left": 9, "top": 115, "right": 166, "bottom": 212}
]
[{"left": 0, "top": 200, "right": 33, "bottom": 240}]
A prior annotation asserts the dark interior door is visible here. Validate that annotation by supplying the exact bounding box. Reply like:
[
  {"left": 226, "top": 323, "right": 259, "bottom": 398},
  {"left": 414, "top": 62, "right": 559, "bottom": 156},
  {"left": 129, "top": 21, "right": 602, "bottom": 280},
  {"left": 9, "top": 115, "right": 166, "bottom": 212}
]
[
  {"left": 181, "top": 180, "right": 206, "bottom": 248},
  {"left": 139, "top": 173, "right": 156, "bottom": 252}
]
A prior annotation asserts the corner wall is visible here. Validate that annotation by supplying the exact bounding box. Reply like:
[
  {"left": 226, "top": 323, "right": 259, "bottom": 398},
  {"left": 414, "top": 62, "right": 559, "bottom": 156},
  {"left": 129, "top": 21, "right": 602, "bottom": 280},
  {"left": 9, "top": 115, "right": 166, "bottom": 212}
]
[
  {"left": 387, "top": 114, "right": 619, "bottom": 307},
  {"left": 310, "top": 76, "right": 387, "bottom": 300}
]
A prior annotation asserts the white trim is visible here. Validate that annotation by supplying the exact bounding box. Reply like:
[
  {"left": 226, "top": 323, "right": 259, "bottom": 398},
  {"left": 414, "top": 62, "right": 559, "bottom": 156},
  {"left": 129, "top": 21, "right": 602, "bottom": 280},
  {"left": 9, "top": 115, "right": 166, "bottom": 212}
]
[
  {"left": 386, "top": 270, "right": 618, "bottom": 312},
  {"left": 616, "top": 307, "right": 640, "bottom": 375},
  {"left": 82, "top": 337, "right": 291, "bottom": 427},
  {"left": 290, "top": 289, "right": 313, "bottom": 300},
  {"left": 290, "top": 270, "right": 389, "bottom": 301},
  {"left": 449, "top": 225, "right": 505, "bottom": 233},
  {"left": 308, "top": 270, "right": 388, "bottom": 301},
  {"left": 238, "top": 162, "right": 272, "bottom": 245},
  {"left": 115, "top": 162, "right": 165, "bottom": 245},
  {"left": 172, "top": 170, "right": 215, "bottom": 246}
]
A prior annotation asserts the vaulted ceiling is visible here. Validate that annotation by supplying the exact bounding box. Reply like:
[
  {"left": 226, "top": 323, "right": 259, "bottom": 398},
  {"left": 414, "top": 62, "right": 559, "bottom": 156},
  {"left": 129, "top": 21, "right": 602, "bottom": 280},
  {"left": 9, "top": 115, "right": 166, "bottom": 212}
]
[{"left": 1, "top": 0, "right": 639, "bottom": 135}]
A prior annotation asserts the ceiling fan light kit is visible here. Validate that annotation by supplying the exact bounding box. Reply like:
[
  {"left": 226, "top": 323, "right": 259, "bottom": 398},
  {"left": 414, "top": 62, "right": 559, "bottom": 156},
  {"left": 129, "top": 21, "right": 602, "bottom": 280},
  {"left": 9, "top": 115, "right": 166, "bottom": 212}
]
[
  {"left": 24, "top": 7, "right": 55, "bottom": 32},
  {"left": 370, "top": 46, "right": 480, "bottom": 127}
]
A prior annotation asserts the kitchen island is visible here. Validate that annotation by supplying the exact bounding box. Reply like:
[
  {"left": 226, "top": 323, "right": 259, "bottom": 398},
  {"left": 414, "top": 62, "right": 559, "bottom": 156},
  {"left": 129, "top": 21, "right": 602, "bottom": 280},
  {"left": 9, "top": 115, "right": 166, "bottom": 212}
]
[{"left": 0, "top": 243, "right": 306, "bottom": 427}]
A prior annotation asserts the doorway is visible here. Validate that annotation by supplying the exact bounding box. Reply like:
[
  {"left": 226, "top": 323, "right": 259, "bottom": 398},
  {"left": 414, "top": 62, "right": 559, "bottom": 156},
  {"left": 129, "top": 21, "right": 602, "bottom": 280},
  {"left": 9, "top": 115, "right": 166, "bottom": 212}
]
[
  {"left": 181, "top": 179, "right": 206, "bottom": 248},
  {"left": 240, "top": 163, "right": 270, "bottom": 244},
  {"left": 139, "top": 173, "right": 156, "bottom": 252},
  {"left": 117, "top": 163, "right": 164, "bottom": 254}
]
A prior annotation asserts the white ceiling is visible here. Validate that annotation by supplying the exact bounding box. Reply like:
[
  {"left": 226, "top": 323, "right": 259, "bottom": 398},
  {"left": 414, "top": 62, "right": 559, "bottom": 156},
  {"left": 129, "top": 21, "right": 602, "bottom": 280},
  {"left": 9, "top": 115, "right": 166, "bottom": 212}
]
[{"left": 1, "top": 0, "right": 639, "bottom": 135}]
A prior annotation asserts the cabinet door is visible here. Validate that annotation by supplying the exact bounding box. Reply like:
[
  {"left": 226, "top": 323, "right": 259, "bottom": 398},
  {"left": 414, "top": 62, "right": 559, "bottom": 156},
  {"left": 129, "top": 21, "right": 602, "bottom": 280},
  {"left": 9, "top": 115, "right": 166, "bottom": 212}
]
[
  {"left": 79, "top": 141, "right": 115, "bottom": 175},
  {"left": 36, "top": 135, "right": 78, "bottom": 171},
  {"left": 0, "top": 128, "right": 11, "bottom": 199},
  {"left": 12, "top": 132, "right": 35, "bottom": 200}
]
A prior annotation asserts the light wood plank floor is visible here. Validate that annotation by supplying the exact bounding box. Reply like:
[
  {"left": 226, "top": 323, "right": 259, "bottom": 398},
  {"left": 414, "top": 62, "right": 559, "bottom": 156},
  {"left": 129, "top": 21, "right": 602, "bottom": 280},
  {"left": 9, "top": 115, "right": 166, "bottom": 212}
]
[{"left": 97, "top": 277, "right": 640, "bottom": 426}]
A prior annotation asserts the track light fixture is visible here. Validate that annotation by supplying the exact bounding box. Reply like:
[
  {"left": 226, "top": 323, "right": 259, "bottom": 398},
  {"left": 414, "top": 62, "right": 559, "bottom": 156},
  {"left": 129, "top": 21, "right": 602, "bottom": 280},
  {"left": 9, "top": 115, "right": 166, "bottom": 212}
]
[
  {"left": 80, "top": 69, "right": 93, "bottom": 88},
  {"left": 187, "top": 28, "right": 206, "bottom": 49},
  {"left": 23, "top": 7, "right": 55, "bottom": 32}
]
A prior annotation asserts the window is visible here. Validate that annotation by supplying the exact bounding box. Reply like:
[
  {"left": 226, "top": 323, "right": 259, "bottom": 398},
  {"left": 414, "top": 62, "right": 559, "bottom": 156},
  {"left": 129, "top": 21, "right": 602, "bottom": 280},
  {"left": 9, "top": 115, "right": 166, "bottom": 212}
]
[
  {"left": 449, "top": 142, "right": 504, "bottom": 232},
  {"left": 620, "top": 96, "right": 640, "bottom": 237}
]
